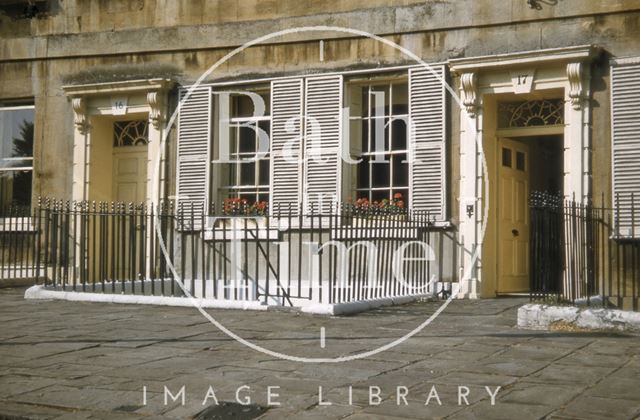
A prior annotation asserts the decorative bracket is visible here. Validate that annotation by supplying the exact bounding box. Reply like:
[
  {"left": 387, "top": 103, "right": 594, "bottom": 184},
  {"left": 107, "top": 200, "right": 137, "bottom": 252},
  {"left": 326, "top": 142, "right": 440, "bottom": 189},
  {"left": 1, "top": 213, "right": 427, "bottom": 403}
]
[
  {"left": 147, "top": 91, "right": 167, "bottom": 130},
  {"left": 71, "top": 97, "right": 90, "bottom": 134},
  {"left": 567, "top": 62, "right": 585, "bottom": 110},
  {"left": 461, "top": 72, "right": 478, "bottom": 117}
]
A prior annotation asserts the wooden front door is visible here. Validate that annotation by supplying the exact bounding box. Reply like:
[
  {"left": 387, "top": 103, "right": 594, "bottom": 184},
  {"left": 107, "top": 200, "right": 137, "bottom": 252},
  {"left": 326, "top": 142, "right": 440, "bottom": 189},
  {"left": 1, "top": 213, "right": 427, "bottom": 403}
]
[
  {"left": 112, "top": 145, "right": 148, "bottom": 203},
  {"left": 497, "top": 138, "right": 530, "bottom": 293}
]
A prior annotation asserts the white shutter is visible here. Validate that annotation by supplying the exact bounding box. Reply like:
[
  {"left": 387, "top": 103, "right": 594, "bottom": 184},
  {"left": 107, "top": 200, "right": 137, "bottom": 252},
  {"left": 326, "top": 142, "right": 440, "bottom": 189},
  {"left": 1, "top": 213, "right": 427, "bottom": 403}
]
[
  {"left": 176, "top": 86, "right": 212, "bottom": 229},
  {"left": 270, "top": 79, "right": 304, "bottom": 214},
  {"left": 611, "top": 58, "right": 640, "bottom": 237},
  {"left": 303, "top": 75, "right": 343, "bottom": 214},
  {"left": 409, "top": 65, "right": 447, "bottom": 221}
]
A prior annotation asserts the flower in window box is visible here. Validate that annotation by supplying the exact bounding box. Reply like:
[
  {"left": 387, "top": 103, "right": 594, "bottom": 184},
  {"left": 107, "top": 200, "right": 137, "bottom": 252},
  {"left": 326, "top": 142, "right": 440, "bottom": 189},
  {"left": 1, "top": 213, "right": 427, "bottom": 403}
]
[{"left": 249, "top": 201, "right": 268, "bottom": 216}]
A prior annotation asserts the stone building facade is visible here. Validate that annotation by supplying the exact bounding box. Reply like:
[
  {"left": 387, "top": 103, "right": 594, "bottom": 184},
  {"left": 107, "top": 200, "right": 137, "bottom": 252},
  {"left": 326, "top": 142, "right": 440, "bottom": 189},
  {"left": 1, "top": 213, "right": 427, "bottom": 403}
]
[{"left": 1, "top": 0, "right": 640, "bottom": 298}]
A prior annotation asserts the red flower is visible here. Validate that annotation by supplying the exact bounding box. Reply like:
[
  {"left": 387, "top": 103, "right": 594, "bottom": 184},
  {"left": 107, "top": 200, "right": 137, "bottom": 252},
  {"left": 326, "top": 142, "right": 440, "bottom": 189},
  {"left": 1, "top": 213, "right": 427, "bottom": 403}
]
[
  {"left": 393, "top": 192, "right": 403, "bottom": 200},
  {"left": 397, "top": 200, "right": 405, "bottom": 208}
]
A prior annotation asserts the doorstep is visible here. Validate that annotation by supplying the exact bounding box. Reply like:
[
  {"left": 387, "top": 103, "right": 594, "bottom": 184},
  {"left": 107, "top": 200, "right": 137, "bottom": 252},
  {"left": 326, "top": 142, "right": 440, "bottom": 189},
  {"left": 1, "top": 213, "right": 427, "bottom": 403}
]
[{"left": 518, "top": 303, "right": 640, "bottom": 333}]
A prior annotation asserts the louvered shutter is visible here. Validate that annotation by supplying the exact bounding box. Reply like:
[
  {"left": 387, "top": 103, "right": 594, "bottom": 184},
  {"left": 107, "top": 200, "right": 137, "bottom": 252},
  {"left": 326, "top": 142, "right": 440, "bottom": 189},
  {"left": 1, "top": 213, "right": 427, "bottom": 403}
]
[
  {"left": 176, "top": 86, "right": 212, "bottom": 229},
  {"left": 611, "top": 59, "right": 640, "bottom": 237},
  {"left": 270, "top": 79, "right": 304, "bottom": 214},
  {"left": 303, "top": 75, "right": 343, "bottom": 214},
  {"left": 409, "top": 65, "right": 447, "bottom": 221}
]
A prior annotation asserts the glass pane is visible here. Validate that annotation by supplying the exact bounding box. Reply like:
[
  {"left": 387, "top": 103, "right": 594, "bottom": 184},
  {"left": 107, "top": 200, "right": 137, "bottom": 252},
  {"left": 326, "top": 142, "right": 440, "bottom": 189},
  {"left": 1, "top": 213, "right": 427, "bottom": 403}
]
[
  {"left": 232, "top": 94, "right": 255, "bottom": 118},
  {"left": 516, "top": 151, "right": 525, "bottom": 171},
  {"left": 224, "top": 163, "right": 236, "bottom": 186},
  {"left": 392, "top": 154, "right": 409, "bottom": 187},
  {"left": 391, "top": 83, "right": 408, "bottom": 115},
  {"left": 239, "top": 125, "right": 256, "bottom": 153},
  {"left": 357, "top": 158, "right": 370, "bottom": 190},
  {"left": 0, "top": 107, "right": 34, "bottom": 169},
  {"left": 239, "top": 162, "right": 256, "bottom": 185},
  {"left": 258, "top": 160, "right": 270, "bottom": 185},
  {"left": 257, "top": 194, "right": 269, "bottom": 204},
  {"left": 371, "top": 159, "right": 390, "bottom": 188},
  {"left": 371, "top": 189, "right": 389, "bottom": 203},
  {"left": 391, "top": 118, "right": 407, "bottom": 150},
  {"left": 370, "top": 117, "right": 389, "bottom": 153},
  {"left": 369, "top": 85, "right": 389, "bottom": 117},
  {"left": 502, "top": 147, "right": 512, "bottom": 168},
  {"left": 357, "top": 119, "right": 367, "bottom": 153},
  {"left": 0, "top": 170, "right": 32, "bottom": 210}
]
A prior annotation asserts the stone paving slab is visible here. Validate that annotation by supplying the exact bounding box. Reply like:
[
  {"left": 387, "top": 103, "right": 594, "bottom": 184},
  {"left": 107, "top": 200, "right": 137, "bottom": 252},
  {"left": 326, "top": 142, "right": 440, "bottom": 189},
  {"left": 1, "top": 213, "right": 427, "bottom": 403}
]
[{"left": 1, "top": 287, "right": 640, "bottom": 419}]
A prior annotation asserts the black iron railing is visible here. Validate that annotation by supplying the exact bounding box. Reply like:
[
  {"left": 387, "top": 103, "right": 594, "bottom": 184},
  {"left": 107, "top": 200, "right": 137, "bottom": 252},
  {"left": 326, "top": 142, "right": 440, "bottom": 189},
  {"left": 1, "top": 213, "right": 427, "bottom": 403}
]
[
  {"left": 530, "top": 192, "right": 640, "bottom": 311},
  {"left": 0, "top": 198, "right": 459, "bottom": 306},
  {"left": 0, "top": 204, "right": 38, "bottom": 282}
]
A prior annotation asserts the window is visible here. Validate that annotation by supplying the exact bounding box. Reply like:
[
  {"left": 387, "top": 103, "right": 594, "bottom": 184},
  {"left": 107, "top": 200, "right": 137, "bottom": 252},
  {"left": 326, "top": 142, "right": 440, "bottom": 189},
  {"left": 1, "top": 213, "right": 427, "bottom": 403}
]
[
  {"left": 114, "top": 120, "right": 149, "bottom": 147},
  {"left": 219, "top": 90, "right": 271, "bottom": 208},
  {"left": 498, "top": 99, "right": 564, "bottom": 128},
  {"left": 349, "top": 80, "right": 409, "bottom": 204},
  {"left": 0, "top": 105, "right": 34, "bottom": 213},
  {"left": 516, "top": 151, "right": 525, "bottom": 171},
  {"left": 502, "top": 147, "right": 512, "bottom": 168}
]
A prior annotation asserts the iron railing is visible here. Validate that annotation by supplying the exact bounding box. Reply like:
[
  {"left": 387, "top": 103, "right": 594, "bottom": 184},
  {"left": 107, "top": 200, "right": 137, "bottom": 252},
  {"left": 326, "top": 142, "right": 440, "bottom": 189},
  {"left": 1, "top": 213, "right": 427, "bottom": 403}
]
[
  {"left": 0, "top": 204, "right": 38, "bottom": 282},
  {"left": 530, "top": 192, "right": 640, "bottom": 311},
  {"left": 0, "top": 199, "right": 459, "bottom": 306}
]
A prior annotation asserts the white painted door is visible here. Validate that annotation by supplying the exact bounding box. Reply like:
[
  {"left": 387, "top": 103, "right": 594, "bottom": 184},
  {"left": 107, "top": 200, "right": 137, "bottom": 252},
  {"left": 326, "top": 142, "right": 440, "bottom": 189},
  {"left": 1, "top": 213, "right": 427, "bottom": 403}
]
[
  {"left": 497, "top": 138, "right": 530, "bottom": 293},
  {"left": 112, "top": 145, "right": 148, "bottom": 203}
]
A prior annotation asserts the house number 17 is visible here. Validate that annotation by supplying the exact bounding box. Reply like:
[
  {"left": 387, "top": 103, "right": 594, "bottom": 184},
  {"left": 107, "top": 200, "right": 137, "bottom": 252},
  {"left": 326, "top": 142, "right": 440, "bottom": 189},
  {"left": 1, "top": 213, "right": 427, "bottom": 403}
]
[{"left": 511, "top": 69, "right": 535, "bottom": 94}]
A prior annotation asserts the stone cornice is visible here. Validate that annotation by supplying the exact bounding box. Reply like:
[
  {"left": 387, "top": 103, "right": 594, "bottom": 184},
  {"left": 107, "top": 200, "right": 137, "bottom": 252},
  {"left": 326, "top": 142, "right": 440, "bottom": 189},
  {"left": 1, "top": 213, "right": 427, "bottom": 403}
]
[
  {"left": 62, "top": 78, "right": 174, "bottom": 98},
  {"left": 449, "top": 45, "right": 600, "bottom": 74}
]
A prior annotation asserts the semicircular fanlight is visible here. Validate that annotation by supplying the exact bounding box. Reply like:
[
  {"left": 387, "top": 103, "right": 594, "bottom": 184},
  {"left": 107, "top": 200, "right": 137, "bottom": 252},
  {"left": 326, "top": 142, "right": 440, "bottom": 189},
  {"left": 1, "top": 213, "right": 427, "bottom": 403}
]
[
  {"left": 499, "top": 99, "right": 564, "bottom": 128},
  {"left": 113, "top": 120, "right": 149, "bottom": 147}
]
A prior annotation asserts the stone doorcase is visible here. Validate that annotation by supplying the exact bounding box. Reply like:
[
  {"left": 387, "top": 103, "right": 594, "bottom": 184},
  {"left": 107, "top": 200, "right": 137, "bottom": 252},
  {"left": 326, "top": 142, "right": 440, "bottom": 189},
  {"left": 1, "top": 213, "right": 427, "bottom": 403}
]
[
  {"left": 450, "top": 46, "right": 600, "bottom": 298},
  {"left": 63, "top": 79, "right": 174, "bottom": 205}
]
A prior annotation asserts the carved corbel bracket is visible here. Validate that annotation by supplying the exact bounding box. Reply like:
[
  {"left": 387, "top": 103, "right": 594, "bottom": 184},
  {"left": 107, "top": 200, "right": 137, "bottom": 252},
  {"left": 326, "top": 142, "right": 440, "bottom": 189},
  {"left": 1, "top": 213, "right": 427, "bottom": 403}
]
[
  {"left": 71, "top": 97, "right": 90, "bottom": 135},
  {"left": 567, "top": 62, "right": 587, "bottom": 110},
  {"left": 461, "top": 72, "right": 478, "bottom": 117},
  {"left": 147, "top": 90, "right": 167, "bottom": 130}
]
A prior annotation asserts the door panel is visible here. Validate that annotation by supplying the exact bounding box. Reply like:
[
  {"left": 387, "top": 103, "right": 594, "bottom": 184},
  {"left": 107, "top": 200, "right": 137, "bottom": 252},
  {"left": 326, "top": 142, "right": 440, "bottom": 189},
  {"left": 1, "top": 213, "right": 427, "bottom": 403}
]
[
  {"left": 497, "top": 138, "right": 530, "bottom": 293},
  {"left": 112, "top": 146, "right": 147, "bottom": 203}
]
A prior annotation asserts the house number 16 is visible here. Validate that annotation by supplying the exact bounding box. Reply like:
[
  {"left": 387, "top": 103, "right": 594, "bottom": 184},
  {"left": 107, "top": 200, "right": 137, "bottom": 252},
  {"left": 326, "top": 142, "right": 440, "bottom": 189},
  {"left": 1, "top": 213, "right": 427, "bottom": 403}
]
[{"left": 111, "top": 96, "right": 129, "bottom": 116}]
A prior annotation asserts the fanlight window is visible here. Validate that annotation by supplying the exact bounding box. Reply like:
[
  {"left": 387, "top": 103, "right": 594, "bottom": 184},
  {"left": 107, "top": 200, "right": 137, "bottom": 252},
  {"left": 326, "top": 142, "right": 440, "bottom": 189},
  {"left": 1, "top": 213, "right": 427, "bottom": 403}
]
[
  {"left": 498, "top": 99, "right": 564, "bottom": 128},
  {"left": 113, "top": 120, "right": 149, "bottom": 147}
]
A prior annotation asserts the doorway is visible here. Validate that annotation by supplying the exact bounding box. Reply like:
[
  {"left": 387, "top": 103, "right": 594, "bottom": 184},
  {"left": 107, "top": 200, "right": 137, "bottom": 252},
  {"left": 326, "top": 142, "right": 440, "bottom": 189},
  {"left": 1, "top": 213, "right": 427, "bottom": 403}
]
[{"left": 496, "top": 134, "right": 563, "bottom": 294}]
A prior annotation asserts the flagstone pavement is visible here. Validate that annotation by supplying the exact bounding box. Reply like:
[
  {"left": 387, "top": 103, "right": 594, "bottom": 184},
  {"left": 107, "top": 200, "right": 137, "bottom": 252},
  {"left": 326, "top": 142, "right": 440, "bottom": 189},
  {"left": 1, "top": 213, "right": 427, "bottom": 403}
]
[{"left": 0, "top": 287, "right": 639, "bottom": 419}]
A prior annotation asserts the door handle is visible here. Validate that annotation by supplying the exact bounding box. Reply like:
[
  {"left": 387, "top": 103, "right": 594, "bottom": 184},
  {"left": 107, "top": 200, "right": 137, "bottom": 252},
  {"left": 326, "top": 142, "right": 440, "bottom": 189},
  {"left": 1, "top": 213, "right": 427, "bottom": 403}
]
[{"left": 512, "top": 229, "right": 519, "bottom": 237}]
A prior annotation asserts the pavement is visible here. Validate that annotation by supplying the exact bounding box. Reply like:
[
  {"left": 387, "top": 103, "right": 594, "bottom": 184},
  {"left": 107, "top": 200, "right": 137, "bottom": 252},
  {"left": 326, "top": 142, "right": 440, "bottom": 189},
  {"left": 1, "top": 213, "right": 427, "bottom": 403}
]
[{"left": 0, "top": 287, "right": 639, "bottom": 419}]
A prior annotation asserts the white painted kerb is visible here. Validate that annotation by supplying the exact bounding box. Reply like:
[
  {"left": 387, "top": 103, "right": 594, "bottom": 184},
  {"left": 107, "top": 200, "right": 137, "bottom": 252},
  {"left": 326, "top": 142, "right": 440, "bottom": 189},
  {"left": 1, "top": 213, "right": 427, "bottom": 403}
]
[
  {"left": 24, "top": 285, "right": 267, "bottom": 311},
  {"left": 24, "top": 285, "right": 433, "bottom": 316}
]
